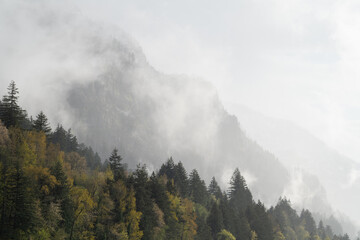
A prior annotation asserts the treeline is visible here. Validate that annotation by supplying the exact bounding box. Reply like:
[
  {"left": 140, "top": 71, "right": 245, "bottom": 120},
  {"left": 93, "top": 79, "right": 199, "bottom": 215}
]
[{"left": 0, "top": 81, "right": 353, "bottom": 240}]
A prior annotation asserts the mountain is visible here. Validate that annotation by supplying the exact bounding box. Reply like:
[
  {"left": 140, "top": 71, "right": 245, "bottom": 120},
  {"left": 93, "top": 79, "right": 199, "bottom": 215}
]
[
  {"left": 1, "top": 0, "right": 354, "bottom": 236},
  {"left": 65, "top": 34, "right": 289, "bottom": 206},
  {"left": 228, "top": 104, "right": 360, "bottom": 236},
  {"left": 0, "top": 0, "right": 291, "bottom": 206}
]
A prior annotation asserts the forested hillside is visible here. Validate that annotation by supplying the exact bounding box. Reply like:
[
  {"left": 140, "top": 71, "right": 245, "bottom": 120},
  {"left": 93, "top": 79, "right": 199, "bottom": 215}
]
[{"left": 0, "top": 82, "right": 354, "bottom": 240}]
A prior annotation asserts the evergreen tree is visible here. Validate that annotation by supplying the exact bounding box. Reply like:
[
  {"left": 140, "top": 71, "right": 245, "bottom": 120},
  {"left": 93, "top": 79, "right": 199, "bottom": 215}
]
[
  {"left": 0, "top": 81, "right": 25, "bottom": 127},
  {"left": 219, "top": 194, "right": 236, "bottom": 235},
  {"left": 233, "top": 211, "right": 251, "bottom": 240},
  {"left": 33, "top": 111, "right": 51, "bottom": 134},
  {"left": 66, "top": 128, "right": 78, "bottom": 152},
  {"left": 133, "top": 164, "right": 156, "bottom": 240},
  {"left": 318, "top": 220, "right": 326, "bottom": 239},
  {"left": 149, "top": 173, "right": 170, "bottom": 221},
  {"left": 300, "top": 209, "right": 317, "bottom": 239},
  {"left": 50, "top": 125, "right": 78, "bottom": 152},
  {"left": 174, "top": 161, "right": 189, "bottom": 197},
  {"left": 158, "top": 157, "right": 176, "bottom": 179},
  {"left": 195, "top": 205, "right": 212, "bottom": 240},
  {"left": 108, "top": 148, "right": 124, "bottom": 181},
  {"left": 50, "top": 124, "right": 67, "bottom": 148},
  {"left": 189, "top": 169, "right": 208, "bottom": 205},
  {"left": 229, "top": 168, "right": 253, "bottom": 213},
  {"left": 0, "top": 163, "right": 35, "bottom": 238},
  {"left": 207, "top": 201, "right": 224, "bottom": 238},
  {"left": 271, "top": 197, "right": 299, "bottom": 232},
  {"left": 77, "top": 144, "right": 102, "bottom": 170},
  {"left": 246, "top": 201, "right": 273, "bottom": 240},
  {"left": 50, "top": 160, "right": 73, "bottom": 234},
  {"left": 159, "top": 159, "right": 189, "bottom": 197},
  {"left": 208, "top": 177, "right": 222, "bottom": 199}
]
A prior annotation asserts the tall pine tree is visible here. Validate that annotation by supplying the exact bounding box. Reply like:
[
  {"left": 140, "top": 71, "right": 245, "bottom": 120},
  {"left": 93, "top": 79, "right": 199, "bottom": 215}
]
[
  {"left": 229, "top": 168, "right": 253, "bottom": 213},
  {"left": 207, "top": 201, "right": 223, "bottom": 238},
  {"left": 108, "top": 148, "right": 124, "bottom": 181},
  {"left": 0, "top": 81, "right": 25, "bottom": 128},
  {"left": 208, "top": 177, "right": 222, "bottom": 200},
  {"left": 189, "top": 169, "right": 208, "bottom": 205},
  {"left": 174, "top": 161, "right": 188, "bottom": 197},
  {"left": 33, "top": 111, "right": 51, "bottom": 134}
]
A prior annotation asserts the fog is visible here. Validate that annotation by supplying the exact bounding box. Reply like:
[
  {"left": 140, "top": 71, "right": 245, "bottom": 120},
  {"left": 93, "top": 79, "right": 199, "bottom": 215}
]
[
  {"left": 75, "top": 0, "right": 360, "bottom": 163},
  {"left": 1, "top": 0, "right": 360, "bottom": 237}
]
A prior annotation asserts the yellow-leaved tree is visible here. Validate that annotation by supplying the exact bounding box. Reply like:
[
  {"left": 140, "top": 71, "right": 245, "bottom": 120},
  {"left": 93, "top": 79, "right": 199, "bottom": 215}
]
[
  {"left": 250, "top": 230, "right": 258, "bottom": 240},
  {"left": 217, "top": 229, "right": 236, "bottom": 240},
  {"left": 274, "top": 231, "right": 286, "bottom": 240},
  {"left": 24, "top": 131, "right": 46, "bottom": 165},
  {"left": 167, "top": 192, "right": 197, "bottom": 240},
  {"left": 126, "top": 187, "right": 143, "bottom": 240},
  {"left": 180, "top": 198, "right": 197, "bottom": 239},
  {"left": 69, "top": 186, "right": 95, "bottom": 240}
]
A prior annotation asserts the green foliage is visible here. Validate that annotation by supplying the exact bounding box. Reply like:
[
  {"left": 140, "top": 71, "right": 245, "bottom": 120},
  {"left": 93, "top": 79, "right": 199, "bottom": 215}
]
[
  {"left": 229, "top": 168, "right": 253, "bottom": 213},
  {"left": 246, "top": 201, "right": 273, "bottom": 240},
  {"left": 132, "top": 164, "right": 156, "bottom": 240},
  {"left": 194, "top": 203, "right": 212, "bottom": 240},
  {"left": 159, "top": 158, "right": 189, "bottom": 198},
  {"left": 207, "top": 201, "right": 223, "bottom": 238},
  {"left": 208, "top": 177, "right": 222, "bottom": 200},
  {"left": 0, "top": 81, "right": 26, "bottom": 128},
  {"left": 108, "top": 148, "right": 124, "bottom": 181},
  {"left": 0, "top": 85, "right": 351, "bottom": 240},
  {"left": 174, "top": 161, "right": 189, "bottom": 198},
  {"left": 33, "top": 111, "right": 51, "bottom": 134},
  {"left": 78, "top": 144, "right": 101, "bottom": 170},
  {"left": 50, "top": 125, "right": 78, "bottom": 152},
  {"left": 300, "top": 209, "right": 317, "bottom": 238},
  {"left": 188, "top": 169, "right": 208, "bottom": 205}
]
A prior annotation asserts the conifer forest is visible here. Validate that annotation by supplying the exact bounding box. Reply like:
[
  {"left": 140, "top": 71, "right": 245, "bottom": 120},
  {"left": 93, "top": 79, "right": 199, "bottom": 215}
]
[{"left": 0, "top": 81, "right": 353, "bottom": 239}]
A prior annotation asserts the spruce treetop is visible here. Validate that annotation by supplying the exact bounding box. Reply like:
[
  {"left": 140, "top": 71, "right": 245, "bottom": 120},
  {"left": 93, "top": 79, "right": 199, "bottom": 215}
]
[
  {"left": 33, "top": 111, "right": 51, "bottom": 134},
  {"left": 0, "top": 81, "right": 25, "bottom": 127}
]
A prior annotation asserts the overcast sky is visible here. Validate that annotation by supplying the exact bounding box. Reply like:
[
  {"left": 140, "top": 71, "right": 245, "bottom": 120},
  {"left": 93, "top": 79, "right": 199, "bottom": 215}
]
[{"left": 69, "top": 0, "right": 360, "bottom": 163}]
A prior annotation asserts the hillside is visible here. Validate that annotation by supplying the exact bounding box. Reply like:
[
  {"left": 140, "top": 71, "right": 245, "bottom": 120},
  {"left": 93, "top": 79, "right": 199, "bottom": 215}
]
[{"left": 0, "top": 85, "right": 352, "bottom": 239}]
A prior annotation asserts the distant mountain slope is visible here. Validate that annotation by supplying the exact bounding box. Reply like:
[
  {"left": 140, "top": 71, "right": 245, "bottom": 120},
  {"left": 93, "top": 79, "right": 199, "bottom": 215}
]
[
  {"left": 65, "top": 37, "right": 289, "bottom": 205},
  {"left": 0, "top": 0, "right": 291, "bottom": 206},
  {"left": 228, "top": 104, "right": 360, "bottom": 235}
]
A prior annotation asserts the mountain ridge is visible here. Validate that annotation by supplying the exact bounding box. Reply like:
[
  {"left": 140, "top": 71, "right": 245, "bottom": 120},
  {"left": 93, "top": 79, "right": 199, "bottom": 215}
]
[{"left": 228, "top": 103, "right": 360, "bottom": 236}]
